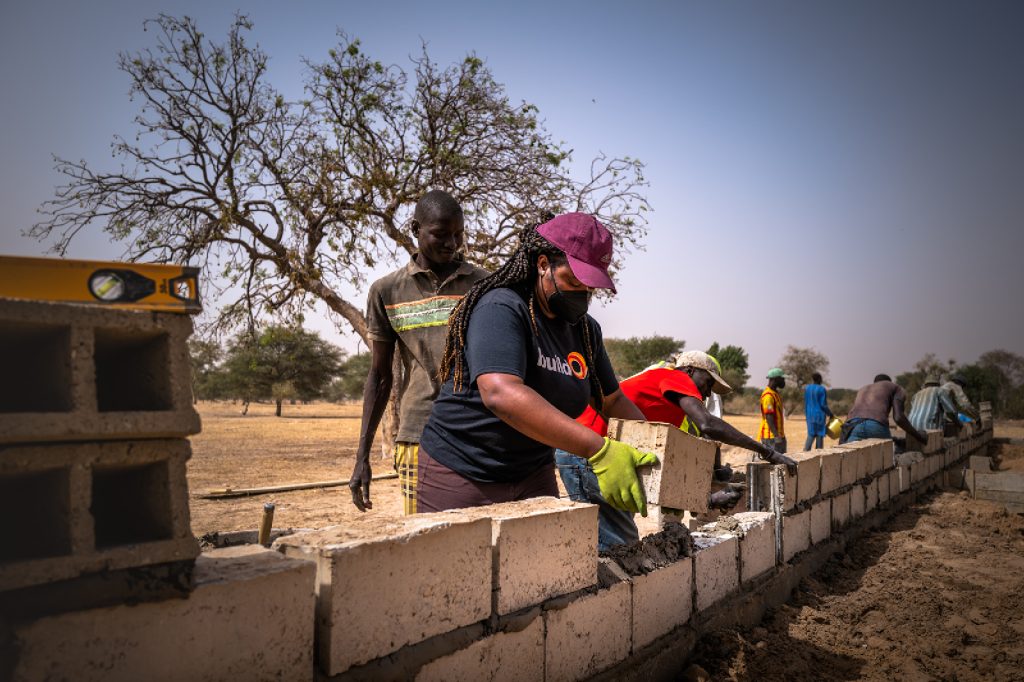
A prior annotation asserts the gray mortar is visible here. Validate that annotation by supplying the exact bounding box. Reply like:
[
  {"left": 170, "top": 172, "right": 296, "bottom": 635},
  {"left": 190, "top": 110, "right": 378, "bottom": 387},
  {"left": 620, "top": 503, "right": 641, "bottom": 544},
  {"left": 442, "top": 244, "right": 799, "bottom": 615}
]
[{"left": 598, "top": 522, "right": 693, "bottom": 578}]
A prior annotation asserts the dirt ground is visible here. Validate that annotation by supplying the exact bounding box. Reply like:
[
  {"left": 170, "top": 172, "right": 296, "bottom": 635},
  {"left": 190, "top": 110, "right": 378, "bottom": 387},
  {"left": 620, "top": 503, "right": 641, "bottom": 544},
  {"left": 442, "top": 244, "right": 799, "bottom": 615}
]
[
  {"left": 689, "top": 446, "right": 1024, "bottom": 682},
  {"left": 186, "top": 403, "right": 813, "bottom": 536}
]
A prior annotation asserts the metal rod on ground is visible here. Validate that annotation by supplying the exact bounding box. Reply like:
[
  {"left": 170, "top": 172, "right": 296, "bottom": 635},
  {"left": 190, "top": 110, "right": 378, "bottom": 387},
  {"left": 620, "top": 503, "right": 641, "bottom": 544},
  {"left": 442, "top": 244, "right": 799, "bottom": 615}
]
[
  {"left": 258, "top": 503, "right": 275, "bottom": 546},
  {"left": 195, "top": 472, "right": 400, "bottom": 500}
]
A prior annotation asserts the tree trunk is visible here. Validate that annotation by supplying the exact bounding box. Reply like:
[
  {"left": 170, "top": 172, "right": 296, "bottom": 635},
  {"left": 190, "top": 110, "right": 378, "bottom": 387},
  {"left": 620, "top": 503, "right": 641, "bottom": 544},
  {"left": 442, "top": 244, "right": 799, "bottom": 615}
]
[{"left": 275, "top": 399, "right": 282, "bottom": 417}]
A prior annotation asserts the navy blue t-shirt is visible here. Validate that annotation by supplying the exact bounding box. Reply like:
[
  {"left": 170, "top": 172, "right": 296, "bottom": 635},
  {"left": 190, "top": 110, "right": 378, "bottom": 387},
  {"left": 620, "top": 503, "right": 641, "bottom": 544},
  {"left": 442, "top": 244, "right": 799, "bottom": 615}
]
[{"left": 420, "top": 287, "right": 619, "bottom": 483}]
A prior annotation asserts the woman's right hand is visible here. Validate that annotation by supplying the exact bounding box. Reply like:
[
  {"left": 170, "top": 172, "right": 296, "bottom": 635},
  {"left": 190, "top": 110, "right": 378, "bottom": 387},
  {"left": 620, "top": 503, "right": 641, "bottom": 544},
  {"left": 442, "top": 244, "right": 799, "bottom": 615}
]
[{"left": 587, "top": 438, "right": 658, "bottom": 516}]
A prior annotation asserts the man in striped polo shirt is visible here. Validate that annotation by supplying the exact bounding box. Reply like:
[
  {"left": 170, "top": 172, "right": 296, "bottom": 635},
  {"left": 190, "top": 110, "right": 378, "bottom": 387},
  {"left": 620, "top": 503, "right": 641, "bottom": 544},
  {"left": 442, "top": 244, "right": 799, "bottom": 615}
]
[
  {"left": 349, "top": 190, "right": 488, "bottom": 514},
  {"left": 907, "top": 375, "right": 959, "bottom": 433}
]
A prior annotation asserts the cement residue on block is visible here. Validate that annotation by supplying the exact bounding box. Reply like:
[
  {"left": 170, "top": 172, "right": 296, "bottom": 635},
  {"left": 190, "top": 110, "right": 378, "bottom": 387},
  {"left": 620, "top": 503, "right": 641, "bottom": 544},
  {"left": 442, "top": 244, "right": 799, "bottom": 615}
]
[
  {"left": 691, "top": 531, "right": 739, "bottom": 611},
  {"left": 895, "top": 451, "right": 924, "bottom": 467},
  {"left": 599, "top": 522, "right": 691, "bottom": 577},
  {"left": 11, "top": 546, "right": 315, "bottom": 682},
  {"left": 274, "top": 510, "right": 492, "bottom": 675},
  {"left": 727, "top": 512, "right": 776, "bottom": 583}
]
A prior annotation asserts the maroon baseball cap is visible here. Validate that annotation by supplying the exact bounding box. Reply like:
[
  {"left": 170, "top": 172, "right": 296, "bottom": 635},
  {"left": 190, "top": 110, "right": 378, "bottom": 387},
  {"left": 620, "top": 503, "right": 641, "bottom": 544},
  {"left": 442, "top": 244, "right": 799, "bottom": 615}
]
[{"left": 536, "top": 213, "right": 616, "bottom": 293}]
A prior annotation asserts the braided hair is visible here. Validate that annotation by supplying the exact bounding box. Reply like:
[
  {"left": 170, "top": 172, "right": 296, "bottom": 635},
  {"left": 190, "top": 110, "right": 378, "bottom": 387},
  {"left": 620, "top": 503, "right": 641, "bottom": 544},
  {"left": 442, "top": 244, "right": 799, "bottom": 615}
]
[{"left": 438, "top": 226, "right": 606, "bottom": 414}]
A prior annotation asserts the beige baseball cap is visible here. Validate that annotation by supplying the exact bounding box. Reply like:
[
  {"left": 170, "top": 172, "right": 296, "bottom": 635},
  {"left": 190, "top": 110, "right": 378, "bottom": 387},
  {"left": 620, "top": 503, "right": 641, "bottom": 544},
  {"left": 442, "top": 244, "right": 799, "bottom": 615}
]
[{"left": 675, "top": 350, "right": 733, "bottom": 395}]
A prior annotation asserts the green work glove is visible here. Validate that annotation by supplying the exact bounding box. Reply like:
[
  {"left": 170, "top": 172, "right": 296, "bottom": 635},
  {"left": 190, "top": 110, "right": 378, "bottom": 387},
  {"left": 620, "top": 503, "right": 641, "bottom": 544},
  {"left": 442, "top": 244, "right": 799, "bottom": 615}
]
[{"left": 588, "top": 437, "right": 659, "bottom": 516}]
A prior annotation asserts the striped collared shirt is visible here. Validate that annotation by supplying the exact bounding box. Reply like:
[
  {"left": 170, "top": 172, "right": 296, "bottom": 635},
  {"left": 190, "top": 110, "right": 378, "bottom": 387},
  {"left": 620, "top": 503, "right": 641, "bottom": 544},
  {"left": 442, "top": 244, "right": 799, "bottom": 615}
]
[
  {"left": 907, "top": 385, "right": 957, "bottom": 431},
  {"left": 366, "top": 256, "right": 488, "bottom": 442}
]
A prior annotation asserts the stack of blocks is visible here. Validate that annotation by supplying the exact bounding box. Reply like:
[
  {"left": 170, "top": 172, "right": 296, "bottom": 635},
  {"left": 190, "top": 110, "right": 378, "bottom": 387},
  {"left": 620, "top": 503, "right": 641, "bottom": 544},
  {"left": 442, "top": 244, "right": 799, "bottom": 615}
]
[
  {"left": 3, "top": 297, "right": 319, "bottom": 682},
  {"left": 0, "top": 299, "right": 201, "bottom": 597}
]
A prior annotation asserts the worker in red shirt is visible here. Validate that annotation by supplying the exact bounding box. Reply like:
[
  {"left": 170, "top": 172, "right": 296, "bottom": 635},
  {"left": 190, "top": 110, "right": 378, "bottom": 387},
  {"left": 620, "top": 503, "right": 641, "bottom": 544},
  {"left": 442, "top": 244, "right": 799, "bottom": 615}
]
[{"left": 559, "top": 350, "right": 796, "bottom": 551}]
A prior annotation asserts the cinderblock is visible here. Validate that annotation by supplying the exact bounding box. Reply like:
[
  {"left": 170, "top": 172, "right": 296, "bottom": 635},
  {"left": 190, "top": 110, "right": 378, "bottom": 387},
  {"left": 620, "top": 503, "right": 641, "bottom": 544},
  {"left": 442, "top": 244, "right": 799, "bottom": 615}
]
[
  {"left": 631, "top": 559, "right": 693, "bottom": 649},
  {"left": 730, "top": 512, "right": 776, "bottom": 583},
  {"left": 907, "top": 429, "right": 943, "bottom": 454},
  {"left": 416, "top": 616, "right": 544, "bottom": 682},
  {"left": 810, "top": 501, "right": 831, "bottom": 544},
  {"left": 849, "top": 485, "right": 865, "bottom": 519},
  {"left": 691, "top": 532, "right": 739, "bottom": 611},
  {"left": 545, "top": 581, "right": 631, "bottom": 682},
  {"left": 457, "top": 497, "right": 598, "bottom": 615},
  {"left": 864, "top": 479, "right": 878, "bottom": 512},
  {"left": 274, "top": 511, "right": 492, "bottom": 675},
  {"left": 896, "top": 466, "right": 910, "bottom": 493},
  {"left": 819, "top": 449, "right": 843, "bottom": 494},
  {"left": 795, "top": 454, "right": 821, "bottom": 504},
  {"left": 782, "top": 509, "right": 811, "bottom": 563},
  {"left": 839, "top": 448, "right": 858, "bottom": 487},
  {"left": 831, "top": 490, "right": 851, "bottom": 529},
  {"left": 11, "top": 546, "right": 316, "bottom": 682},
  {"left": 0, "top": 299, "right": 200, "bottom": 443},
  {"left": 0, "top": 439, "right": 196, "bottom": 592},
  {"left": 607, "top": 419, "right": 716, "bottom": 513},
  {"left": 878, "top": 470, "right": 891, "bottom": 504}
]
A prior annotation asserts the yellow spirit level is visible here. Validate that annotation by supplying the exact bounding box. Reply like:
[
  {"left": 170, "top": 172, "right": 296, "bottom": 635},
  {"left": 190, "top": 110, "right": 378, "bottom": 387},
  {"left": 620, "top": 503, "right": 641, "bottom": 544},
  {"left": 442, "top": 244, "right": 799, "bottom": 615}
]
[{"left": 0, "top": 255, "right": 201, "bottom": 313}]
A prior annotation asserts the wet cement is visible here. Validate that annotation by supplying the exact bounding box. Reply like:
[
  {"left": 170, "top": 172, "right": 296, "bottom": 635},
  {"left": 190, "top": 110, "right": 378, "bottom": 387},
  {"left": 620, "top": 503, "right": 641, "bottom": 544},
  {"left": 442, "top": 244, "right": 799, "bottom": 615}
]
[{"left": 599, "top": 522, "right": 693, "bottom": 578}]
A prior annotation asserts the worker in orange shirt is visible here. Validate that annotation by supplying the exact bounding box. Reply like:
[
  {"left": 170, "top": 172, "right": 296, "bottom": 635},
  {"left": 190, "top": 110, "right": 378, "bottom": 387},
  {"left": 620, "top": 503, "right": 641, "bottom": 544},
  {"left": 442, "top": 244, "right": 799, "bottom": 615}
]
[{"left": 760, "top": 368, "right": 788, "bottom": 453}]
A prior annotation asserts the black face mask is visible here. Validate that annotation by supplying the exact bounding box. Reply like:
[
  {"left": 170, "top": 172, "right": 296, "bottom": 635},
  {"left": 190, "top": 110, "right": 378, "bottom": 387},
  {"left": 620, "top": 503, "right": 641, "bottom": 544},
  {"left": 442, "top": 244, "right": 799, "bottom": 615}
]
[{"left": 547, "top": 269, "right": 590, "bottom": 324}]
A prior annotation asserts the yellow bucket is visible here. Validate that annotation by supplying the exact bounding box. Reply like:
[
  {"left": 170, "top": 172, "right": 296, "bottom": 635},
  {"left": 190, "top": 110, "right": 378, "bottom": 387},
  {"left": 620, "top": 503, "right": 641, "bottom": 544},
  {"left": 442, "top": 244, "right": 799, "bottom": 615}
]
[{"left": 826, "top": 417, "right": 843, "bottom": 440}]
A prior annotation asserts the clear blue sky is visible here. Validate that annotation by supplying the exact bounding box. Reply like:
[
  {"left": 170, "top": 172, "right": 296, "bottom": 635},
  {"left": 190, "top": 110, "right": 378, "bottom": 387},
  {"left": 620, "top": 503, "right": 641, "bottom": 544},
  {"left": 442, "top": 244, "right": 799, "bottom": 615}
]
[{"left": 2, "top": 0, "right": 1021, "bottom": 387}]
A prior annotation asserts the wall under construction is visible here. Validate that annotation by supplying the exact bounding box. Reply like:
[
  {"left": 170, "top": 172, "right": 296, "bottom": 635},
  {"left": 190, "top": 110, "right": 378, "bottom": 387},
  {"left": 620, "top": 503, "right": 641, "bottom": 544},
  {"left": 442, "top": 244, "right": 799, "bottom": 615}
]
[{"left": 0, "top": 297, "right": 997, "bottom": 681}]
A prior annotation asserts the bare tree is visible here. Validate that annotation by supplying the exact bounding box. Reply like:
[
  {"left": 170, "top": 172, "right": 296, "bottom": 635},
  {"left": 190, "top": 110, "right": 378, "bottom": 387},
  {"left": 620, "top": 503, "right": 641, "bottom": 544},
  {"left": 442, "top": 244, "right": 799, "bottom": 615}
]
[
  {"left": 31, "top": 14, "right": 651, "bottom": 449},
  {"left": 32, "top": 14, "right": 649, "bottom": 334},
  {"left": 778, "top": 345, "right": 830, "bottom": 389}
]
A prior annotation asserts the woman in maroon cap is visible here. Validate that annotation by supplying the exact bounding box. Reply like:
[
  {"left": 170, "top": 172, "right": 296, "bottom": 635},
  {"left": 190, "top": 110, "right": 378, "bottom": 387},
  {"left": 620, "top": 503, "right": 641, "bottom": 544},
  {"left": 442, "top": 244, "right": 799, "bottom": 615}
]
[{"left": 416, "top": 213, "right": 656, "bottom": 515}]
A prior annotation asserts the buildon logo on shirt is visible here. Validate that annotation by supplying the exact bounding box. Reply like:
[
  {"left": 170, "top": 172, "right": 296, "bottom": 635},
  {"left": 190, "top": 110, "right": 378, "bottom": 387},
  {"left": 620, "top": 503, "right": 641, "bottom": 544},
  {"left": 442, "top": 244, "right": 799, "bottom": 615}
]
[{"left": 537, "top": 347, "right": 589, "bottom": 380}]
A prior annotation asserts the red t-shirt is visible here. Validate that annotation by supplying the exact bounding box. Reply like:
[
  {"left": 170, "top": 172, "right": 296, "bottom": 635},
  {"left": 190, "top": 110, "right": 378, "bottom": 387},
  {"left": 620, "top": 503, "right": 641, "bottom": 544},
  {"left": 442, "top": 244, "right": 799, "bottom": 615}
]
[{"left": 577, "top": 368, "right": 703, "bottom": 436}]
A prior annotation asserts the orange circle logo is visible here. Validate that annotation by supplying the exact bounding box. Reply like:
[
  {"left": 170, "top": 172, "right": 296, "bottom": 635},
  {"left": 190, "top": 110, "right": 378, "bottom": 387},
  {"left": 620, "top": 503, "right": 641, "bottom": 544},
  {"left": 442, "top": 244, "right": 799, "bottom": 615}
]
[{"left": 567, "top": 352, "right": 588, "bottom": 380}]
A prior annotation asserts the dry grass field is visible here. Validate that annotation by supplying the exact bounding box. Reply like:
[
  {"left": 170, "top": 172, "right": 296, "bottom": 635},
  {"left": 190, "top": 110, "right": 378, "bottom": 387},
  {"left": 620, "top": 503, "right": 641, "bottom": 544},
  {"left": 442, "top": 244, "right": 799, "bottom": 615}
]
[{"left": 187, "top": 401, "right": 814, "bottom": 535}]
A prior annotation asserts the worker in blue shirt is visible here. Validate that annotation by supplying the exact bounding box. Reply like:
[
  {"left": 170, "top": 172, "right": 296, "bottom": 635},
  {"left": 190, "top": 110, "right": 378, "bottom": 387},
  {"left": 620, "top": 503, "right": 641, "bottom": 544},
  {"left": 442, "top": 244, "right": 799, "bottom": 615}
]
[{"left": 804, "top": 372, "right": 834, "bottom": 450}]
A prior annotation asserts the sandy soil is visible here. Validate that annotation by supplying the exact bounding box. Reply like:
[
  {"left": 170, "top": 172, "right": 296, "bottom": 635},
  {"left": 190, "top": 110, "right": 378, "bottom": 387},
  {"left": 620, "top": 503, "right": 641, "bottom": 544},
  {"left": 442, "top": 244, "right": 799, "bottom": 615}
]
[
  {"left": 689, "top": 490, "right": 1024, "bottom": 681},
  {"left": 995, "top": 419, "right": 1024, "bottom": 440},
  {"left": 188, "top": 401, "right": 406, "bottom": 536}
]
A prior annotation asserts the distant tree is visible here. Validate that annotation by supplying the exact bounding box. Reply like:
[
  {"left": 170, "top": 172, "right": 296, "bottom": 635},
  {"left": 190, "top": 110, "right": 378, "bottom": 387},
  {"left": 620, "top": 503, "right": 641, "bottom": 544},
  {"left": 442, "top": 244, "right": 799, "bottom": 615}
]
[
  {"left": 956, "top": 363, "right": 1002, "bottom": 413},
  {"left": 221, "top": 325, "right": 344, "bottom": 416},
  {"left": 975, "top": 349, "right": 1024, "bottom": 417},
  {"left": 604, "top": 335, "right": 684, "bottom": 379},
  {"left": 325, "top": 352, "right": 372, "bottom": 402},
  {"left": 896, "top": 352, "right": 958, "bottom": 397},
  {"left": 187, "top": 338, "right": 224, "bottom": 402},
  {"left": 778, "top": 345, "right": 830, "bottom": 389},
  {"left": 707, "top": 341, "right": 750, "bottom": 393}
]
